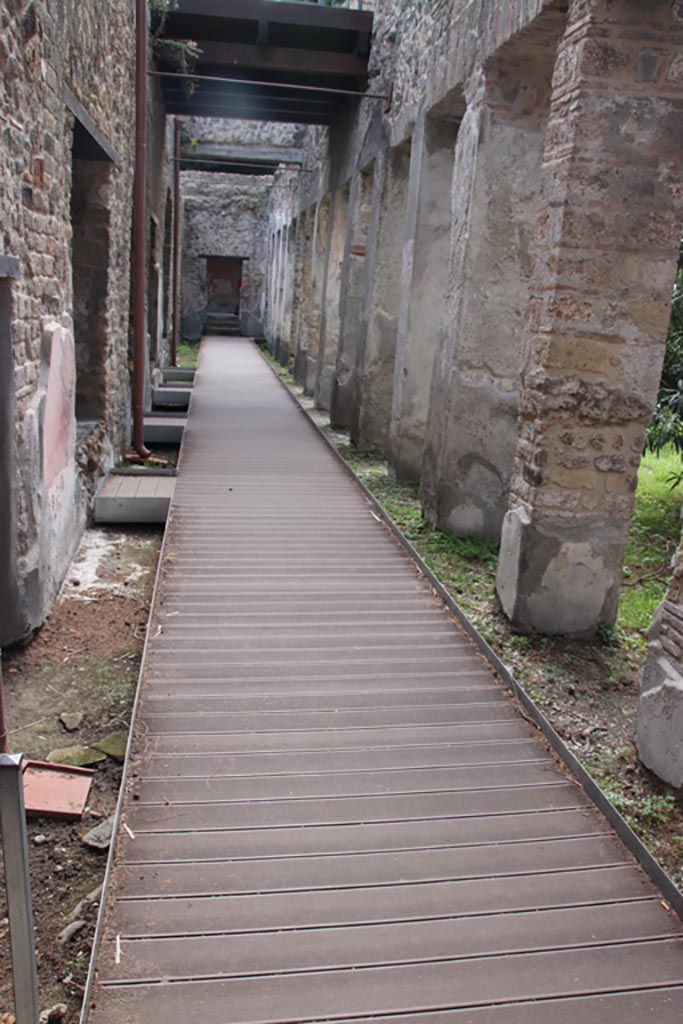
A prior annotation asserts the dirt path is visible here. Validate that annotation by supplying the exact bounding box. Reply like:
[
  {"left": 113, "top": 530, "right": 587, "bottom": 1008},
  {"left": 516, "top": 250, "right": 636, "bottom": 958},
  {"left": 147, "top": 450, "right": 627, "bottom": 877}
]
[{"left": 0, "top": 526, "right": 161, "bottom": 1020}]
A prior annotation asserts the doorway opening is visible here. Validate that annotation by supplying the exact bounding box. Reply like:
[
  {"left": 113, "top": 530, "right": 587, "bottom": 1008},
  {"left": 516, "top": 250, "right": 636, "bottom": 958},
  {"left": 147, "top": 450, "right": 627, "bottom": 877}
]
[
  {"left": 203, "top": 255, "right": 245, "bottom": 335},
  {"left": 70, "top": 116, "right": 115, "bottom": 425}
]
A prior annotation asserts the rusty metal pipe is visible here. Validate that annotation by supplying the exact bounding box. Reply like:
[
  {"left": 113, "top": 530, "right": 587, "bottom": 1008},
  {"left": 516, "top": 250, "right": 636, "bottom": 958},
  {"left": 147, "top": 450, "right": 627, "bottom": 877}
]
[
  {"left": 132, "top": 0, "right": 150, "bottom": 458},
  {"left": 171, "top": 116, "right": 181, "bottom": 367}
]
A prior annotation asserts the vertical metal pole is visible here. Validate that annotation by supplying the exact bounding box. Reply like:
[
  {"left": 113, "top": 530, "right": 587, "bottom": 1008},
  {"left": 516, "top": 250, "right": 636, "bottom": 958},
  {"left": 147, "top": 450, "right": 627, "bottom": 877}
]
[
  {"left": 0, "top": 656, "right": 9, "bottom": 754},
  {"left": 132, "top": 0, "right": 150, "bottom": 458},
  {"left": 0, "top": 753, "right": 40, "bottom": 1024},
  {"left": 171, "top": 116, "right": 181, "bottom": 368}
]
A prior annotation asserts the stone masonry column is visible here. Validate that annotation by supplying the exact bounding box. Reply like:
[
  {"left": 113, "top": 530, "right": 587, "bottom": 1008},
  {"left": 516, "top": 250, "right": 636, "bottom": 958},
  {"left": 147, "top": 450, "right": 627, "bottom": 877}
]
[
  {"left": 496, "top": 0, "right": 683, "bottom": 635},
  {"left": 637, "top": 536, "right": 683, "bottom": 788},
  {"left": 422, "top": 15, "right": 565, "bottom": 544},
  {"left": 331, "top": 165, "right": 374, "bottom": 429},
  {"left": 351, "top": 144, "right": 410, "bottom": 454},
  {"left": 279, "top": 222, "right": 296, "bottom": 366},
  {"left": 304, "top": 196, "right": 330, "bottom": 395},
  {"left": 292, "top": 207, "right": 317, "bottom": 387},
  {"left": 315, "top": 187, "right": 349, "bottom": 410},
  {"left": 389, "top": 112, "right": 458, "bottom": 482}
]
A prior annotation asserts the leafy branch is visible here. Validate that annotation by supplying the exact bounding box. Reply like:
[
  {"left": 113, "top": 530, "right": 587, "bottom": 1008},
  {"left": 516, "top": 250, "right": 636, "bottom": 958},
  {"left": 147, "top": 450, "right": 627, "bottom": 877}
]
[{"left": 150, "top": 0, "right": 202, "bottom": 96}]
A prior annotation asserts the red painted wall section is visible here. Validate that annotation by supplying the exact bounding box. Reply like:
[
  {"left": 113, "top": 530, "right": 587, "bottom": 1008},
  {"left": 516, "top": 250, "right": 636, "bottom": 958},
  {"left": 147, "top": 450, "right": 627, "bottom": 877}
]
[{"left": 43, "top": 324, "right": 76, "bottom": 489}]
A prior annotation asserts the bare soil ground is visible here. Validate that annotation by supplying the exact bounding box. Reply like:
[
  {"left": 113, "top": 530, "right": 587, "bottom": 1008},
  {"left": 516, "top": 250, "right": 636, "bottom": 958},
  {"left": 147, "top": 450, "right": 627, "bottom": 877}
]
[{"left": 0, "top": 526, "right": 161, "bottom": 1020}]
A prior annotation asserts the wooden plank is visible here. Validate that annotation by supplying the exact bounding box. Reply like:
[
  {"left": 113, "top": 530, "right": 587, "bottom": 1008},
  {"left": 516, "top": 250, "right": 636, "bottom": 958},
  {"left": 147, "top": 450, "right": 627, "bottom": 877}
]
[
  {"left": 114, "top": 835, "right": 631, "bottom": 898},
  {"left": 100, "top": 901, "right": 683, "bottom": 983},
  {"left": 142, "top": 740, "right": 549, "bottom": 779},
  {"left": 90, "top": 941, "right": 683, "bottom": 1023},
  {"left": 125, "top": 792, "right": 591, "bottom": 840},
  {"left": 131, "top": 762, "right": 566, "bottom": 804},
  {"left": 109, "top": 866, "right": 658, "bottom": 939}
]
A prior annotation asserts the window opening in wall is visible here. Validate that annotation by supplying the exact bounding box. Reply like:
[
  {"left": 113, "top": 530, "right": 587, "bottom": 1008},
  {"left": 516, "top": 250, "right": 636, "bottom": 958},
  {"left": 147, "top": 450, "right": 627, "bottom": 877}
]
[{"left": 70, "top": 120, "right": 114, "bottom": 429}]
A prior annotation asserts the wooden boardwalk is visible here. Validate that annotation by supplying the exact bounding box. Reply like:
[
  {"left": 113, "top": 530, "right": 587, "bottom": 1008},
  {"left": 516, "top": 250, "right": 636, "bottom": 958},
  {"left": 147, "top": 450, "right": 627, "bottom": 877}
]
[{"left": 86, "top": 337, "right": 683, "bottom": 1023}]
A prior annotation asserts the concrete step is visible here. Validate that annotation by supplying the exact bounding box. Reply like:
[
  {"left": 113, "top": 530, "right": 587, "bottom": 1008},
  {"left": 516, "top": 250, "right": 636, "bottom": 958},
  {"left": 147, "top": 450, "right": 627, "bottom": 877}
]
[
  {"left": 94, "top": 471, "right": 176, "bottom": 524},
  {"left": 143, "top": 415, "right": 186, "bottom": 445},
  {"left": 161, "top": 368, "right": 195, "bottom": 384},
  {"left": 205, "top": 313, "right": 241, "bottom": 336},
  {"left": 152, "top": 386, "right": 192, "bottom": 409}
]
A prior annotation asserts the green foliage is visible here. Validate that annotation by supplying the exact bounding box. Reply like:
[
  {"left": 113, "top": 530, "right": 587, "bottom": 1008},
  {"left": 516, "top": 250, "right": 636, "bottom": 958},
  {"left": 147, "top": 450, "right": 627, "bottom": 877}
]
[
  {"left": 646, "top": 241, "right": 683, "bottom": 462},
  {"left": 598, "top": 779, "right": 677, "bottom": 832},
  {"left": 256, "top": 342, "right": 297, "bottom": 386},
  {"left": 617, "top": 447, "right": 683, "bottom": 641},
  {"left": 177, "top": 339, "right": 200, "bottom": 369},
  {"left": 596, "top": 620, "right": 619, "bottom": 645},
  {"left": 426, "top": 530, "right": 498, "bottom": 565},
  {"left": 149, "top": 0, "right": 201, "bottom": 94}
]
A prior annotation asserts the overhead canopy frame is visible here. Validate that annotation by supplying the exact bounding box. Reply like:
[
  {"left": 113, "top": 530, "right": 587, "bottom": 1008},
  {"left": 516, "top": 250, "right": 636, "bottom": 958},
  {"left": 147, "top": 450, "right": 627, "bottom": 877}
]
[{"left": 156, "top": 0, "right": 374, "bottom": 125}]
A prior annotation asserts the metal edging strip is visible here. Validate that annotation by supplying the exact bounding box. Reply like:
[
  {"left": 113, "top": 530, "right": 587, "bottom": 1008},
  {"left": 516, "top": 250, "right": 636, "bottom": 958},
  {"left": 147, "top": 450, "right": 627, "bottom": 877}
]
[
  {"left": 256, "top": 341, "right": 683, "bottom": 923},
  {"left": 79, "top": 342, "right": 203, "bottom": 1022}
]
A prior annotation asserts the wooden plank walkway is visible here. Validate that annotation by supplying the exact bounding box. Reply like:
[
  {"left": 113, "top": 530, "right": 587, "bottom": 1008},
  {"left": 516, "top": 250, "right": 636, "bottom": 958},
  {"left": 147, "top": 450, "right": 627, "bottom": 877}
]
[{"left": 85, "top": 337, "right": 683, "bottom": 1023}]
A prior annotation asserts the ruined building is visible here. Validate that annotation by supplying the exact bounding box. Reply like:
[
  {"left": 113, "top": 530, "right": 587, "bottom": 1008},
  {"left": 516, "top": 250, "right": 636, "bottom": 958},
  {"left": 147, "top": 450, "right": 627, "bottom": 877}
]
[{"left": 2, "top": 0, "right": 683, "bottom": 788}]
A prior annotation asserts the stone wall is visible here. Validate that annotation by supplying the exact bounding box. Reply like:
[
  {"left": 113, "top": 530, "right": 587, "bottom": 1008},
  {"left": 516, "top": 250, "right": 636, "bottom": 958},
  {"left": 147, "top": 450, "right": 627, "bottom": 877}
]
[
  {"left": 0, "top": 1, "right": 175, "bottom": 645},
  {"left": 0, "top": 0, "right": 138, "bottom": 644},
  {"left": 182, "top": 117, "right": 306, "bottom": 149},
  {"left": 181, "top": 170, "right": 271, "bottom": 339}
]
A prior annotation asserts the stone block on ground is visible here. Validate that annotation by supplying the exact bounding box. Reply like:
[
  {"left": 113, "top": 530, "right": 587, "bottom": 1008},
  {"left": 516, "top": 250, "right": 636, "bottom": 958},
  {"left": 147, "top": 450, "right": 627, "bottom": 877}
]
[
  {"left": 82, "top": 815, "right": 115, "bottom": 850},
  {"left": 92, "top": 732, "right": 128, "bottom": 762},
  {"left": 636, "top": 643, "right": 683, "bottom": 788},
  {"left": 47, "top": 745, "right": 107, "bottom": 767},
  {"left": 59, "top": 711, "right": 83, "bottom": 732}
]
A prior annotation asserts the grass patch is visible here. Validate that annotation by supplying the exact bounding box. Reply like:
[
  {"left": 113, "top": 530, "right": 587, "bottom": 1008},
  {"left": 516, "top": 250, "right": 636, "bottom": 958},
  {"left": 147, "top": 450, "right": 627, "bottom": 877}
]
[
  {"left": 618, "top": 447, "right": 683, "bottom": 643},
  {"left": 177, "top": 339, "right": 200, "bottom": 369},
  {"left": 256, "top": 341, "right": 297, "bottom": 387}
]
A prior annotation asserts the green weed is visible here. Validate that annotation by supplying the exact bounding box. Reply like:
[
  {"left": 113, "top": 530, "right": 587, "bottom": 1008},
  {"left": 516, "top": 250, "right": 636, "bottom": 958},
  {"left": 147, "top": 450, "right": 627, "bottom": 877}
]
[{"left": 177, "top": 339, "right": 200, "bottom": 369}]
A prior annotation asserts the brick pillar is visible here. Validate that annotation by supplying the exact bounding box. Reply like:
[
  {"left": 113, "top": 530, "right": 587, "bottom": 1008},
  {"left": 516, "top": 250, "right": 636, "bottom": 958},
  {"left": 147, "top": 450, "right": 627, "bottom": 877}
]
[
  {"left": 637, "top": 537, "right": 683, "bottom": 787},
  {"left": 496, "top": 0, "right": 683, "bottom": 635},
  {"left": 423, "top": 13, "right": 563, "bottom": 543}
]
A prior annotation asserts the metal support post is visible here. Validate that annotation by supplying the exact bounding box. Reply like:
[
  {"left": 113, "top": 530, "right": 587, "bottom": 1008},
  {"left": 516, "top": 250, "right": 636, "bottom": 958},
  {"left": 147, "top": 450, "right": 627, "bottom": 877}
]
[{"left": 0, "top": 753, "right": 40, "bottom": 1024}]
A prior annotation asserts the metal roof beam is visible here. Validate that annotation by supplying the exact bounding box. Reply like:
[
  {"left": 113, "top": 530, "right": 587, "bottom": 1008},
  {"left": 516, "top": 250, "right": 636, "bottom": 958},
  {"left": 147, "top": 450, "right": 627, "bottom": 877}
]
[
  {"left": 180, "top": 142, "right": 306, "bottom": 165},
  {"left": 170, "top": 0, "right": 372, "bottom": 33},
  {"left": 192, "top": 40, "right": 368, "bottom": 79}
]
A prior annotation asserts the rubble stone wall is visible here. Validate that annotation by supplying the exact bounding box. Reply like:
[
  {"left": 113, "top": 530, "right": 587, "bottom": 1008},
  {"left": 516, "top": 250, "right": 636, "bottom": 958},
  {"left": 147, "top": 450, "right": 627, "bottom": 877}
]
[
  {"left": 181, "top": 171, "right": 270, "bottom": 339},
  {"left": 0, "top": 0, "right": 138, "bottom": 643}
]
